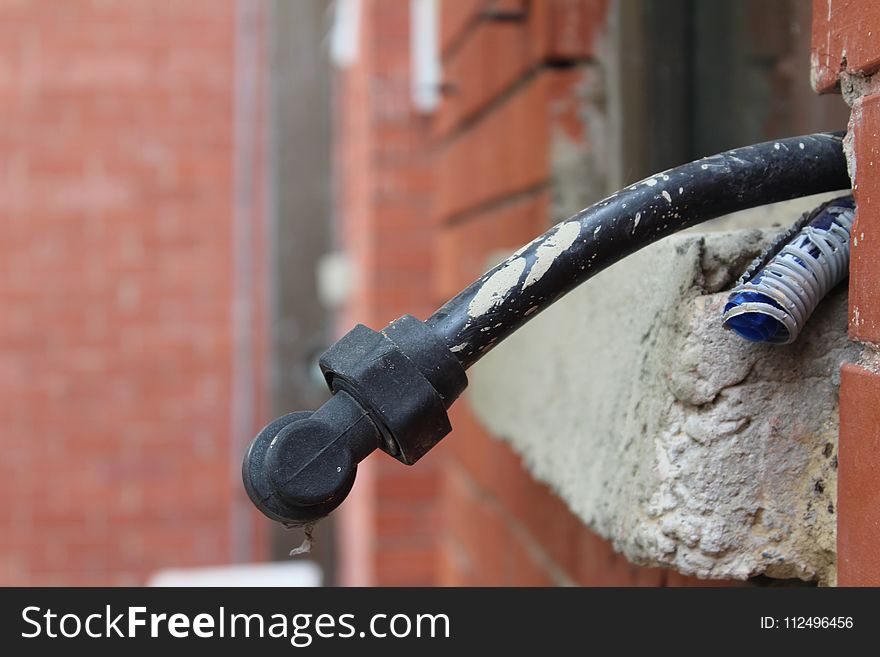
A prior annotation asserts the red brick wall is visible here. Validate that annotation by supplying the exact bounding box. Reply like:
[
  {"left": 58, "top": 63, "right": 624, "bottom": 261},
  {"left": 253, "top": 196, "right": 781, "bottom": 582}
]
[
  {"left": 334, "top": 0, "right": 442, "bottom": 586},
  {"left": 0, "top": 0, "right": 270, "bottom": 585},
  {"left": 812, "top": 0, "right": 880, "bottom": 586}
]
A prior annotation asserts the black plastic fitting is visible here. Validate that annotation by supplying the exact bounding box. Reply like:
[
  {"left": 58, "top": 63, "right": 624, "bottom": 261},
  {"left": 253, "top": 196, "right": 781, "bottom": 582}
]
[{"left": 242, "top": 315, "right": 467, "bottom": 526}]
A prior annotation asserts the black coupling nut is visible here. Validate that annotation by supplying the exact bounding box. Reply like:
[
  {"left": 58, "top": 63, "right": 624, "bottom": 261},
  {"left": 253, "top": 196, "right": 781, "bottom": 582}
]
[
  {"left": 242, "top": 315, "right": 467, "bottom": 526},
  {"left": 320, "top": 315, "right": 467, "bottom": 464}
]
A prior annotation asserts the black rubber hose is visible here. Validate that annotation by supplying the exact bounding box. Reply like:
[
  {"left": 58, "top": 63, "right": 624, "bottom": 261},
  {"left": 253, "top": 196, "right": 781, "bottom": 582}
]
[
  {"left": 426, "top": 132, "right": 850, "bottom": 368},
  {"left": 242, "top": 131, "right": 851, "bottom": 527}
]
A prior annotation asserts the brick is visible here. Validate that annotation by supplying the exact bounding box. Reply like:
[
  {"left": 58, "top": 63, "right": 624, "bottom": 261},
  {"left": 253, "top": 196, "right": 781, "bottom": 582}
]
[
  {"left": 850, "top": 92, "right": 880, "bottom": 342},
  {"left": 435, "top": 69, "right": 585, "bottom": 222},
  {"left": 573, "top": 527, "right": 666, "bottom": 587},
  {"left": 437, "top": 536, "right": 477, "bottom": 586},
  {"left": 375, "top": 457, "right": 442, "bottom": 504},
  {"left": 374, "top": 543, "right": 438, "bottom": 586},
  {"left": 838, "top": 364, "right": 880, "bottom": 585},
  {"left": 441, "top": 461, "right": 563, "bottom": 585},
  {"left": 811, "top": 0, "right": 880, "bottom": 93},
  {"left": 447, "top": 401, "right": 608, "bottom": 580},
  {"left": 434, "top": 191, "right": 549, "bottom": 301},
  {"left": 376, "top": 501, "right": 442, "bottom": 544},
  {"left": 337, "top": 0, "right": 447, "bottom": 585},
  {"left": 435, "top": 1, "right": 608, "bottom": 138},
  {"left": 532, "top": 0, "right": 609, "bottom": 61},
  {"left": 442, "top": 466, "right": 508, "bottom": 585},
  {"left": 440, "top": 0, "right": 485, "bottom": 55},
  {"left": 435, "top": 19, "right": 536, "bottom": 137},
  {"left": 503, "top": 529, "right": 558, "bottom": 586}
]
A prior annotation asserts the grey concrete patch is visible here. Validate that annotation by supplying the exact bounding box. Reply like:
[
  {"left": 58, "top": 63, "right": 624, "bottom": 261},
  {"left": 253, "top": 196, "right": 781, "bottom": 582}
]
[{"left": 467, "top": 225, "right": 856, "bottom": 584}]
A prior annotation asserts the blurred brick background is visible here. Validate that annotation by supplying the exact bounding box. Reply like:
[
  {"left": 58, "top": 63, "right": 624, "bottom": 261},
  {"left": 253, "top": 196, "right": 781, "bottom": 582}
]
[
  {"left": 0, "top": 0, "right": 270, "bottom": 584},
  {"left": 332, "top": 0, "right": 441, "bottom": 586}
]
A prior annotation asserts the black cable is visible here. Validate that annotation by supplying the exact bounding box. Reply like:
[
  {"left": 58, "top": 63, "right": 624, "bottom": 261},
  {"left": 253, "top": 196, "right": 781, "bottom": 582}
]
[
  {"left": 426, "top": 132, "right": 850, "bottom": 368},
  {"left": 242, "top": 132, "right": 851, "bottom": 526}
]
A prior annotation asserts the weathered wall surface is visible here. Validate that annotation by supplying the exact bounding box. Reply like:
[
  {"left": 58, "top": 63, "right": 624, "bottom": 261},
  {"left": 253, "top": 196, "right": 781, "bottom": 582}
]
[
  {"left": 812, "top": 0, "right": 880, "bottom": 586},
  {"left": 468, "top": 224, "right": 856, "bottom": 584}
]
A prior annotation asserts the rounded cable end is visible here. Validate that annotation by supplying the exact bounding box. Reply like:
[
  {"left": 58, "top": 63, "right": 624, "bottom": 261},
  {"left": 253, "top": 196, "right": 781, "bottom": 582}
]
[{"left": 242, "top": 391, "right": 381, "bottom": 527}]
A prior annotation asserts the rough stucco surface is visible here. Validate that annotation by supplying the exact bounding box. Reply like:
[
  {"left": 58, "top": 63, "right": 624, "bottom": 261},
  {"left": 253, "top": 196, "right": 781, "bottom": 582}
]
[{"left": 468, "top": 225, "right": 857, "bottom": 584}]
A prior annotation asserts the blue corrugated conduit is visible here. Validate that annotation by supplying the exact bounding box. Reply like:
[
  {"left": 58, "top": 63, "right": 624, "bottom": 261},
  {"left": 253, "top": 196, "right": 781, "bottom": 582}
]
[{"left": 722, "top": 196, "right": 855, "bottom": 344}]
